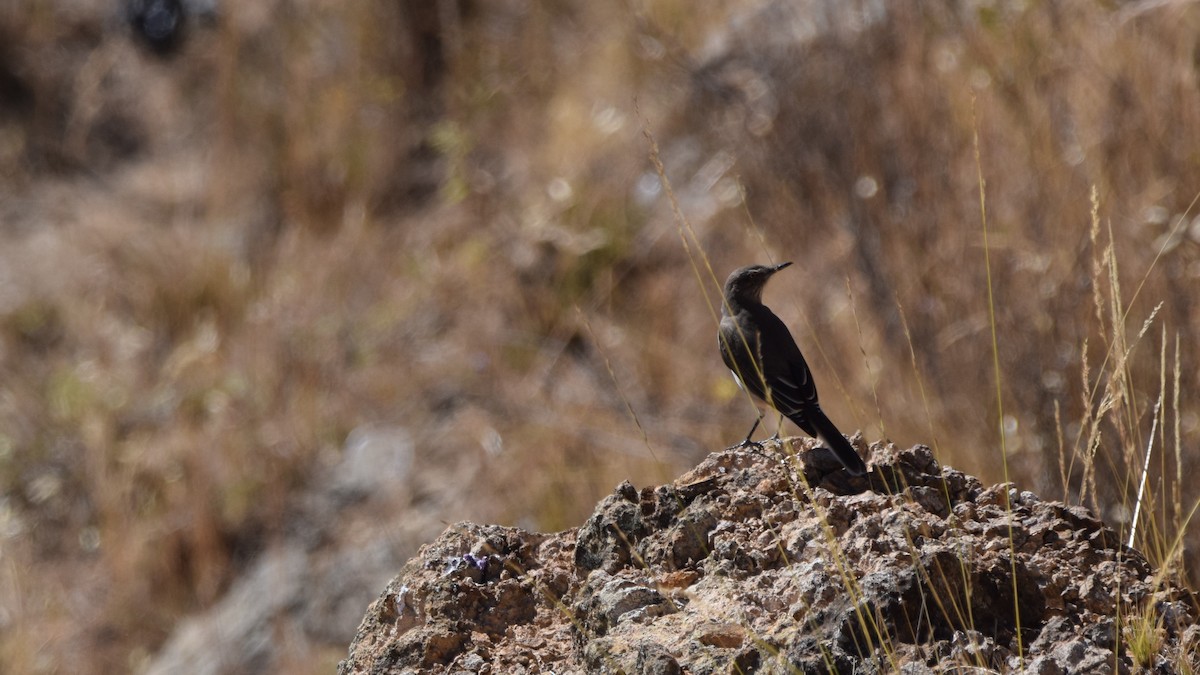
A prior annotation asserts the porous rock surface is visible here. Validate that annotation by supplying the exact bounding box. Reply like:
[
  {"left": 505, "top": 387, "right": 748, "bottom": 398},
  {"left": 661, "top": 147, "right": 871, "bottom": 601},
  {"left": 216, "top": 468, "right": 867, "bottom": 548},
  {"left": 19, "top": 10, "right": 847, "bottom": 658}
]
[{"left": 339, "top": 440, "right": 1199, "bottom": 674}]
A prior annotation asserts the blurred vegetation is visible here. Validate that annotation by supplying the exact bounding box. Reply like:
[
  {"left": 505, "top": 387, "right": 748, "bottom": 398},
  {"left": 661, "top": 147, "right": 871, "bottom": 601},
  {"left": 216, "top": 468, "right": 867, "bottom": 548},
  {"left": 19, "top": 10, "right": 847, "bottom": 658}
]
[{"left": 0, "top": 0, "right": 1197, "bottom": 673}]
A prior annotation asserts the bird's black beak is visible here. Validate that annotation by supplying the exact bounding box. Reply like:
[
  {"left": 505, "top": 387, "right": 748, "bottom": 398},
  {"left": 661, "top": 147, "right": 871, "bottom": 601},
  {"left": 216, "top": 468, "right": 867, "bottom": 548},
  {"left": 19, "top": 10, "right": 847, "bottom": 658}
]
[{"left": 771, "top": 261, "right": 793, "bottom": 273}]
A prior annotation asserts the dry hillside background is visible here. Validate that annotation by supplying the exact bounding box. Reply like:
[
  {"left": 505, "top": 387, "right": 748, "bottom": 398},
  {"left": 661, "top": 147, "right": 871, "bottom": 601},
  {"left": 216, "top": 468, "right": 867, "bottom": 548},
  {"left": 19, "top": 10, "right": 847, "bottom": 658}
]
[{"left": 1, "top": 1, "right": 1198, "bottom": 673}]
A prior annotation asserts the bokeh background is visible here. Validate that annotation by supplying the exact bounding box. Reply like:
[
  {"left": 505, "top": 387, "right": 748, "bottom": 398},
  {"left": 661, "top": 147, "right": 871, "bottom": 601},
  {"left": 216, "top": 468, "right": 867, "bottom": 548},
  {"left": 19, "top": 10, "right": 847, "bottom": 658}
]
[{"left": 1, "top": 1, "right": 1198, "bottom": 672}]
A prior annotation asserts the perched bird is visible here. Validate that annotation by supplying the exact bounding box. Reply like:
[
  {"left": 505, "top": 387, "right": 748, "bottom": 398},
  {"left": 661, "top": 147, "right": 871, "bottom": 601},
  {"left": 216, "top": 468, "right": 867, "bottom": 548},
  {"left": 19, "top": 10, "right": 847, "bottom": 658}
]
[
  {"left": 128, "top": 0, "right": 187, "bottom": 55},
  {"left": 718, "top": 262, "right": 868, "bottom": 475}
]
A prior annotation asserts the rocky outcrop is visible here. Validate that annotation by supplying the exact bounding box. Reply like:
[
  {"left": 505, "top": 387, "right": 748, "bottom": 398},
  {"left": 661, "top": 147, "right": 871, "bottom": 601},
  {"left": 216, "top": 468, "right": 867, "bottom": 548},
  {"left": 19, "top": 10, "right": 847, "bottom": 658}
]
[{"left": 338, "top": 440, "right": 1199, "bottom": 674}]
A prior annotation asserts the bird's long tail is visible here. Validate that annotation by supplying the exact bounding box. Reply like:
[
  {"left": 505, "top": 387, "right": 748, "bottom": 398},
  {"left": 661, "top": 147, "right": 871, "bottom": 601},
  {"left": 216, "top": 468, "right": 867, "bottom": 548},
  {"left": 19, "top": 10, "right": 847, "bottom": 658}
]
[{"left": 806, "top": 408, "right": 868, "bottom": 475}]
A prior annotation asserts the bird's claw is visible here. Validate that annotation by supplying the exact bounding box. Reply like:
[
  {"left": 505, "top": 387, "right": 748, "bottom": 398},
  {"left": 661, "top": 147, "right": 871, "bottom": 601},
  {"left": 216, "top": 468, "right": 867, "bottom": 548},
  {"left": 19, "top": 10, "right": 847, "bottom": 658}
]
[{"left": 730, "top": 437, "right": 768, "bottom": 455}]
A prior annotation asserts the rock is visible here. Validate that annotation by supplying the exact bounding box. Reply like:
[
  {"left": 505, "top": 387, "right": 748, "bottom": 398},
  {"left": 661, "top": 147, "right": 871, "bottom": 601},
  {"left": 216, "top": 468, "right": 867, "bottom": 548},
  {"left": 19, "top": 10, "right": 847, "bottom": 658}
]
[
  {"left": 338, "top": 440, "right": 1200, "bottom": 673},
  {"left": 634, "top": 641, "right": 681, "bottom": 675}
]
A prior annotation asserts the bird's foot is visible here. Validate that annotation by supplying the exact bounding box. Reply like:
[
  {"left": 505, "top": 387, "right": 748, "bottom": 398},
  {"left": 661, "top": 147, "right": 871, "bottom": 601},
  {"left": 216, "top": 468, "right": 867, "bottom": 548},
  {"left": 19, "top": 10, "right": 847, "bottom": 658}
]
[
  {"left": 729, "top": 437, "right": 766, "bottom": 454},
  {"left": 737, "top": 438, "right": 771, "bottom": 458}
]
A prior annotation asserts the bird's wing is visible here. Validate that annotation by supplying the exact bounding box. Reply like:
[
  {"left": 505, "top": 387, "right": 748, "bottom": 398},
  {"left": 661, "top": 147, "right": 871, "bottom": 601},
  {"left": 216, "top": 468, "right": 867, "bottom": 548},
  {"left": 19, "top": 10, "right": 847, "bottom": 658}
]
[
  {"left": 718, "top": 315, "right": 768, "bottom": 401},
  {"left": 754, "top": 312, "right": 821, "bottom": 434},
  {"left": 764, "top": 376, "right": 819, "bottom": 437}
]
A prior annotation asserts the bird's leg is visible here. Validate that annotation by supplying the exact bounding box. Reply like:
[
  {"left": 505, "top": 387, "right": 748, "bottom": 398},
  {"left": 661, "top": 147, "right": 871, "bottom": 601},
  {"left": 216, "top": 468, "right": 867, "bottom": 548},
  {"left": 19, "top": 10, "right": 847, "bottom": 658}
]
[
  {"left": 733, "top": 413, "right": 765, "bottom": 451},
  {"left": 741, "top": 414, "right": 762, "bottom": 445},
  {"left": 767, "top": 413, "right": 784, "bottom": 443}
]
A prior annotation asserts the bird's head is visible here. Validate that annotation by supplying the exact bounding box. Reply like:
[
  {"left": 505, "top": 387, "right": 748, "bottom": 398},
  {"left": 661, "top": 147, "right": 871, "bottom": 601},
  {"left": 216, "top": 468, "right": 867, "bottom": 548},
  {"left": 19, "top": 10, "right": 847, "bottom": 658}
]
[{"left": 723, "top": 261, "right": 792, "bottom": 305}]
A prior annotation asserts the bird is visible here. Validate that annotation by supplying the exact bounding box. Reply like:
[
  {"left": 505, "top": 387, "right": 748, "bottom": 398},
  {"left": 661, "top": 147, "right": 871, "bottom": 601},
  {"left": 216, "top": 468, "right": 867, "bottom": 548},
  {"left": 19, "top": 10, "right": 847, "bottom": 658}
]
[
  {"left": 717, "top": 262, "right": 868, "bottom": 475},
  {"left": 127, "top": 0, "right": 187, "bottom": 55}
]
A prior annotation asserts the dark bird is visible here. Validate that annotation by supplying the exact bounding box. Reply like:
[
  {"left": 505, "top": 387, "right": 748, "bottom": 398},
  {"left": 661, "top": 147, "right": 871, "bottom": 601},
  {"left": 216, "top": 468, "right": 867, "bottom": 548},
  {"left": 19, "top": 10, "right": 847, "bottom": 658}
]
[
  {"left": 718, "top": 262, "right": 868, "bottom": 475},
  {"left": 127, "top": 0, "right": 187, "bottom": 56}
]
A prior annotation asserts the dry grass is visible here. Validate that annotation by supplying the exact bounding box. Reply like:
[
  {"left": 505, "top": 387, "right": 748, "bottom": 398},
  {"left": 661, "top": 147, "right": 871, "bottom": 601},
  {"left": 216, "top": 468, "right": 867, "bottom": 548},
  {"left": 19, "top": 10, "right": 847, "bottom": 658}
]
[{"left": 0, "top": 0, "right": 1198, "bottom": 672}]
